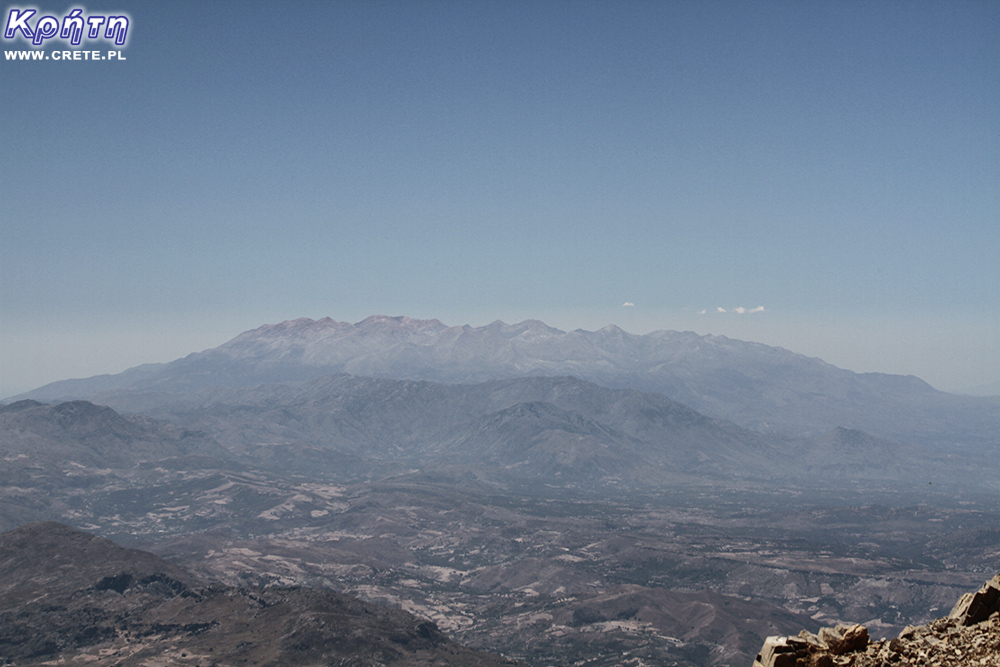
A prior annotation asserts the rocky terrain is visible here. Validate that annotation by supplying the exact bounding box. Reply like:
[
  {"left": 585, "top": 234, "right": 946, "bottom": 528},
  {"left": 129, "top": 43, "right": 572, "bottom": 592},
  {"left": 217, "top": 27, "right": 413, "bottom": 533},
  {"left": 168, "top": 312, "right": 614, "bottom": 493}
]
[
  {"left": 0, "top": 521, "right": 521, "bottom": 666},
  {"left": 754, "top": 574, "right": 1000, "bottom": 666}
]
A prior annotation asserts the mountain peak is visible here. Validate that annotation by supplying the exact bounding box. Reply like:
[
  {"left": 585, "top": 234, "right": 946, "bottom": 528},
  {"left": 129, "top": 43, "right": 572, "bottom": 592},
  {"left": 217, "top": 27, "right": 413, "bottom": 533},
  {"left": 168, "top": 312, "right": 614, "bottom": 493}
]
[
  {"left": 13, "top": 314, "right": 990, "bottom": 451},
  {"left": 240, "top": 317, "right": 351, "bottom": 339},
  {"left": 355, "top": 315, "right": 448, "bottom": 331},
  {"left": 507, "top": 319, "right": 565, "bottom": 337},
  {"left": 0, "top": 399, "right": 229, "bottom": 466}
]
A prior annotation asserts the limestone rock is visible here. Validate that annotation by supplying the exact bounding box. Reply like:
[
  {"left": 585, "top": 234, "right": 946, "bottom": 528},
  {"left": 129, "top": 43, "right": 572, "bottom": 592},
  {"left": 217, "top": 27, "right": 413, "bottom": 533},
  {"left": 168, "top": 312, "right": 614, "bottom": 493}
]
[
  {"left": 753, "top": 624, "right": 869, "bottom": 666},
  {"left": 753, "top": 574, "right": 1000, "bottom": 667},
  {"left": 950, "top": 573, "right": 1000, "bottom": 626}
]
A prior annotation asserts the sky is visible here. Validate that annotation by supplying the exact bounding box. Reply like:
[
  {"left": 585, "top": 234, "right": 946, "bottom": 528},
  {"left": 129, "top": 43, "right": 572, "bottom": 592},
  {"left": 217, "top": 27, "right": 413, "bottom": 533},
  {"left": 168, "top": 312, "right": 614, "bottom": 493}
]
[{"left": 1, "top": 0, "right": 998, "bottom": 397}]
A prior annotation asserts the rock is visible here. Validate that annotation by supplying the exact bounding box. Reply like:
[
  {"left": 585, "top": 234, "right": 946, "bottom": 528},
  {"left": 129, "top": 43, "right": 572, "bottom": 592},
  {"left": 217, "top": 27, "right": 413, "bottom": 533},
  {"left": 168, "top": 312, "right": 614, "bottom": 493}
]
[
  {"left": 752, "top": 574, "right": 1000, "bottom": 666},
  {"left": 754, "top": 636, "right": 799, "bottom": 667},
  {"left": 800, "top": 629, "right": 828, "bottom": 648},
  {"left": 753, "top": 625, "right": 869, "bottom": 666},
  {"left": 950, "top": 574, "right": 1000, "bottom": 626},
  {"left": 827, "top": 624, "right": 869, "bottom": 655}
]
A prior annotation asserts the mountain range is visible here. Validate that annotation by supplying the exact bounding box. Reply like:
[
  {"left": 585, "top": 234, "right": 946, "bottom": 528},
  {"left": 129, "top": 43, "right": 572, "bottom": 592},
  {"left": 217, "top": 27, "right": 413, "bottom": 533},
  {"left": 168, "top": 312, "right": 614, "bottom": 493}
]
[
  {"left": 5, "top": 374, "right": 950, "bottom": 498},
  {"left": 4, "top": 312, "right": 999, "bottom": 666},
  {"left": 16, "top": 315, "right": 1000, "bottom": 448}
]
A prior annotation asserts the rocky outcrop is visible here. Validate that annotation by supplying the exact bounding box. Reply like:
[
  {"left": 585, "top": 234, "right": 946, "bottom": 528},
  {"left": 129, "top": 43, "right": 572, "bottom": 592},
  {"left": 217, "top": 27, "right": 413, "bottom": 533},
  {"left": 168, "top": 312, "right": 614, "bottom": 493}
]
[
  {"left": 754, "top": 574, "right": 1000, "bottom": 667},
  {"left": 950, "top": 574, "right": 1000, "bottom": 626},
  {"left": 753, "top": 624, "right": 869, "bottom": 667}
]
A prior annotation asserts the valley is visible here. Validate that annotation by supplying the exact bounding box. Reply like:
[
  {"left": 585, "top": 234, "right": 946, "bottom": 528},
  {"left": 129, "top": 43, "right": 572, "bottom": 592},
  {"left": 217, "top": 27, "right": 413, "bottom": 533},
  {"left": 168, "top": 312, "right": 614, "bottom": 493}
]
[
  {"left": 3, "top": 443, "right": 996, "bottom": 666},
  {"left": 2, "top": 317, "right": 998, "bottom": 666}
]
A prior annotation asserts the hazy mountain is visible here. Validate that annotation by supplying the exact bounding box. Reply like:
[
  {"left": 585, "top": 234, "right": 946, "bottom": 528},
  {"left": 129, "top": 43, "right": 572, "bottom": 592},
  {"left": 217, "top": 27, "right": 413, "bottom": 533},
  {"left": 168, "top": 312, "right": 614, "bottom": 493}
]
[
  {"left": 0, "top": 399, "right": 229, "bottom": 468},
  {"left": 16, "top": 316, "right": 1000, "bottom": 449},
  {"left": 959, "top": 380, "right": 1000, "bottom": 397},
  {"left": 0, "top": 521, "right": 520, "bottom": 666},
  {"left": 27, "top": 374, "right": 972, "bottom": 491},
  {"left": 18, "top": 376, "right": 780, "bottom": 487},
  {"left": 795, "top": 427, "right": 908, "bottom": 480}
]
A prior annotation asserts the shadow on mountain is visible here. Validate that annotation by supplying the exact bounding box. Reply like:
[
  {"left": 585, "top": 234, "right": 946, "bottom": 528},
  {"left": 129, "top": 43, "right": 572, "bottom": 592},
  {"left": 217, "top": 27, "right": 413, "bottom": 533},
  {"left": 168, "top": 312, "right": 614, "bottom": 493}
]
[{"left": 0, "top": 521, "right": 520, "bottom": 666}]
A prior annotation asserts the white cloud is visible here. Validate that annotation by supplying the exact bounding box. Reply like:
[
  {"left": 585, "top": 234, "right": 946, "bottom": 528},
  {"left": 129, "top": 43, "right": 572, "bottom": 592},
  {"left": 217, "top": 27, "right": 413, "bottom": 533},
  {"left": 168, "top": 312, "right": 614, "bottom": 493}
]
[
  {"left": 622, "top": 301, "right": 635, "bottom": 307},
  {"left": 697, "top": 309, "right": 707, "bottom": 315},
  {"left": 708, "top": 306, "right": 765, "bottom": 315}
]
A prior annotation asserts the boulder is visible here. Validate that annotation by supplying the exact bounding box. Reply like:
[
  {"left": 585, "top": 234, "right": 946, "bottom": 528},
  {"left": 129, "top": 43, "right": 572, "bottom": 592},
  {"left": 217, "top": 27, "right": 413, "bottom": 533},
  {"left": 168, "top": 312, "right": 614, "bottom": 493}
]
[
  {"left": 823, "top": 623, "right": 869, "bottom": 654},
  {"left": 753, "top": 635, "right": 798, "bottom": 667},
  {"left": 752, "top": 624, "right": 868, "bottom": 667},
  {"left": 949, "top": 574, "right": 1000, "bottom": 626}
]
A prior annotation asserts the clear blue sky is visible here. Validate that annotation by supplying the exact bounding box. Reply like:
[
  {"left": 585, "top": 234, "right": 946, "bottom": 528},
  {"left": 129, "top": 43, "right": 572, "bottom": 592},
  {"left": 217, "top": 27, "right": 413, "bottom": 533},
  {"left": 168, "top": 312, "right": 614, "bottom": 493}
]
[{"left": 2, "top": 0, "right": 998, "bottom": 397}]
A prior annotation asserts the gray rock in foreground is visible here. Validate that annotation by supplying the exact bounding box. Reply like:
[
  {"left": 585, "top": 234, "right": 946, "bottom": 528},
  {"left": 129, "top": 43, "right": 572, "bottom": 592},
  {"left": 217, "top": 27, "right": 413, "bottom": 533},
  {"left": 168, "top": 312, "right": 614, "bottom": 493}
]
[{"left": 753, "top": 574, "right": 1000, "bottom": 667}]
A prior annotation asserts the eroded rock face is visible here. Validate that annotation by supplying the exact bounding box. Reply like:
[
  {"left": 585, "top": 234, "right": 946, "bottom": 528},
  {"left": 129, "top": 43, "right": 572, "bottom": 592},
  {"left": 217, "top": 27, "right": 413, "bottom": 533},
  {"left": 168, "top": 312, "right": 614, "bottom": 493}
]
[
  {"left": 753, "top": 624, "right": 869, "bottom": 667},
  {"left": 753, "top": 575, "right": 1000, "bottom": 667},
  {"left": 853, "top": 613, "right": 1000, "bottom": 667},
  {"left": 950, "top": 574, "right": 1000, "bottom": 626}
]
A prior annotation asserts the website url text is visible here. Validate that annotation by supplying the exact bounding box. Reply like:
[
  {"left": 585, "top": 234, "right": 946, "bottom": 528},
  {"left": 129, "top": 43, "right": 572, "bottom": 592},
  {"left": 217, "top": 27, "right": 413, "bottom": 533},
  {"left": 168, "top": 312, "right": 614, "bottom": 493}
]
[{"left": 4, "top": 49, "right": 126, "bottom": 60}]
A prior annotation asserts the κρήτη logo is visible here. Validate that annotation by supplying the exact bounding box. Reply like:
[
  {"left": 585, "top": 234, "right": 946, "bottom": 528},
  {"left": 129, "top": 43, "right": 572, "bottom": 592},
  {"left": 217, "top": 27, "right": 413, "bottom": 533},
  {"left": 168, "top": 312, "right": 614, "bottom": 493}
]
[{"left": 3, "top": 7, "right": 130, "bottom": 47}]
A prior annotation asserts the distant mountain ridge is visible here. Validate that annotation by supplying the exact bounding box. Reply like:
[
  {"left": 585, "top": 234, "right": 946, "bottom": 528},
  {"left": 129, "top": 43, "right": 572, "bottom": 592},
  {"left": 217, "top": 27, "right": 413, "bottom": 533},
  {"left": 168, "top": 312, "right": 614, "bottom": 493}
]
[
  {"left": 14, "top": 315, "right": 1000, "bottom": 448},
  {"left": 0, "top": 399, "right": 229, "bottom": 468},
  {"left": 80, "top": 374, "right": 788, "bottom": 487},
  {"left": 0, "top": 377, "right": 959, "bottom": 497}
]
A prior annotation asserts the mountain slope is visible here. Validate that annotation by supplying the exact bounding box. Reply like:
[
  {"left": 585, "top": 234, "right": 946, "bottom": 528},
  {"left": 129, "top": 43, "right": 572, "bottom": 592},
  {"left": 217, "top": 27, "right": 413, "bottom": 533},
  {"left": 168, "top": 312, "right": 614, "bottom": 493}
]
[
  {"left": 16, "top": 316, "right": 1000, "bottom": 448},
  {"left": 67, "top": 374, "right": 804, "bottom": 487},
  {"left": 0, "top": 521, "right": 520, "bottom": 666},
  {"left": 0, "top": 399, "right": 229, "bottom": 467},
  {"left": 49, "top": 374, "right": 972, "bottom": 490}
]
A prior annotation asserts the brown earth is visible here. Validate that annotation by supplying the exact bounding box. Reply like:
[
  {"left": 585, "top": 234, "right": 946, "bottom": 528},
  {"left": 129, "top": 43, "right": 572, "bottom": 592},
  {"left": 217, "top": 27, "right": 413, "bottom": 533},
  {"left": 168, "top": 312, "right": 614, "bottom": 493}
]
[{"left": 0, "top": 521, "right": 521, "bottom": 667}]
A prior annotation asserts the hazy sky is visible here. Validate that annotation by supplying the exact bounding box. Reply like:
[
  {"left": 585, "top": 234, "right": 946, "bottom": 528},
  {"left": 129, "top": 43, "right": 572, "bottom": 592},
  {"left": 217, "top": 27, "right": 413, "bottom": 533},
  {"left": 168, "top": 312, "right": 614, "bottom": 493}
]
[{"left": 2, "top": 0, "right": 998, "bottom": 397}]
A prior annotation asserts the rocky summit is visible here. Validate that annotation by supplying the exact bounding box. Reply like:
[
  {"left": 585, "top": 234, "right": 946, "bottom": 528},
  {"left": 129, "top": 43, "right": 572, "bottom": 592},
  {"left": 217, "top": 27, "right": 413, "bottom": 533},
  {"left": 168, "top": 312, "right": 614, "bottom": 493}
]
[{"left": 753, "top": 574, "right": 1000, "bottom": 666}]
